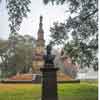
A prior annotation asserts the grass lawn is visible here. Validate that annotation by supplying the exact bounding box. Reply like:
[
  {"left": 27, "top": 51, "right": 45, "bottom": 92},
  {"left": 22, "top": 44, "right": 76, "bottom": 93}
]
[{"left": 0, "top": 81, "right": 98, "bottom": 100}]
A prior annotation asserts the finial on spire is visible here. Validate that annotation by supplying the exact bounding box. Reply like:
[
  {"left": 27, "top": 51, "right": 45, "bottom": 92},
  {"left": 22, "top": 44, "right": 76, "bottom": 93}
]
[
  {"left": 38, "top": 15, "right": 44, "bottom": 40},
  {"left": 39, "top": 15, "right": 43, "bottom": 30},
  {"left": 40, "top": 15, "right": 43, "bottom": 23}
]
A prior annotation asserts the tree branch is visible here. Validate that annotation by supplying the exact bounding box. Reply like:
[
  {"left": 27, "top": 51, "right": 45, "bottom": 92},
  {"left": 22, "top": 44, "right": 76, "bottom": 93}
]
[{"left": 83, "top": 9, "right": 98, "bottom": 21}]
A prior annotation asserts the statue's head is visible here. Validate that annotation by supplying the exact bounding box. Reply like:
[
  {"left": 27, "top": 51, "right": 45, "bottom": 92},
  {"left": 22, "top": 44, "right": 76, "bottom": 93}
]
[
  {"left": 46, "top": 44, "right": 52, "bottom": 54},
  {"left": 44, "top": 44, "right": 55, "bottom": 65}
]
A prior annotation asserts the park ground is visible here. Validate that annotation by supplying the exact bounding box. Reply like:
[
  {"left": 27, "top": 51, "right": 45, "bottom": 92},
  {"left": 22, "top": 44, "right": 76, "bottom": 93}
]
[{"left": 0, "top": 81, "right": 98, "bottom": 100}]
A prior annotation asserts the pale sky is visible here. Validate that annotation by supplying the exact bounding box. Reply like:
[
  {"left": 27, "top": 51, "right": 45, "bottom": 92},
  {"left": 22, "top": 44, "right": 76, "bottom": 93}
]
[{"left": 0, "top": 0, "right": 69, "bottom": 44}]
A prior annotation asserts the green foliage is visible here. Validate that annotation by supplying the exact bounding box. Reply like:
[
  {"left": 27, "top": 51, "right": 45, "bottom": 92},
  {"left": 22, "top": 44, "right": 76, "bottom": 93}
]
[
  {"left": 0, "top": 0, "right": 31, "bottom": 33},
  {"left": 43, "top": 0, "right": 98, "bottom": 70},
  {"left": 0, "top": 34, "right": 36, "bottom": 77},
  {"left": 50, "top": 22, "right": 68, "bottom": 44},
  {"left": 8, "top": 33, "right": 35, "bottom": 72},
  {"left": 6, "top": 0, "right": 31, "bottom": 33},
  {"left": 64, "top": 40, "right": 80, "bottom": 63}
]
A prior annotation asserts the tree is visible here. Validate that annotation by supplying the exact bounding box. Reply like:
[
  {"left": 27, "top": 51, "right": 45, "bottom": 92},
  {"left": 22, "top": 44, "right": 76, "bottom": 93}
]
[
  {"left": 0, "top": 0, "right": 31, "bottom": 33},
  {"left": 0, "top": 39, "right": 9, "bottom": 68},
  {"left": 0, "top": 0, "right": 31, "bottom": 71},
  {"left": 0, "top": 35, "right": 36, "bottom": 78},
  {"left": 15, "top": 34, "right": 36, "bottom": 73},
  {"left": 43, "top": 0, "right": 98, "bottom": 71}
]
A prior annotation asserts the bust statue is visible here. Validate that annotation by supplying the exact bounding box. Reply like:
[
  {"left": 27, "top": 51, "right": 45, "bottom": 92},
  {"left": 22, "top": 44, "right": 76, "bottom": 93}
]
[{"left": 44, "top": 44, "right": 55, "bottom": 66}]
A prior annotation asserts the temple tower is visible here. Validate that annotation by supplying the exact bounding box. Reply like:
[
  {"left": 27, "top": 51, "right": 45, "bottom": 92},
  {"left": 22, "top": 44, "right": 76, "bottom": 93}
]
[{"left": 33, "top": 16, "right": 45, "bottom": 73}]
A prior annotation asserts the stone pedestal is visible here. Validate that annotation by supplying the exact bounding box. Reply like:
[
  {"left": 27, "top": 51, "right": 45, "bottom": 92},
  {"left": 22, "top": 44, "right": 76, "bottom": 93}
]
[{"left": 40, "top": 64, "right": 58, "bottom": 100}]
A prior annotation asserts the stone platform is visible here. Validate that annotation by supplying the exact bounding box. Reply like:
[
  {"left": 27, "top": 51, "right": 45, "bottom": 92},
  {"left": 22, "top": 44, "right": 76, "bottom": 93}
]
[{"left": 1, "top": 71, "right": 73, "bottom": 83}]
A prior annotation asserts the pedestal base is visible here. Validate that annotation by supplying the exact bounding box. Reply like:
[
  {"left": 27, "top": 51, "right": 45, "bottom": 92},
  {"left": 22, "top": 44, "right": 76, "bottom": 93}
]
[{"left": 40, "top": 67, "right": 59, "bottom": 100}]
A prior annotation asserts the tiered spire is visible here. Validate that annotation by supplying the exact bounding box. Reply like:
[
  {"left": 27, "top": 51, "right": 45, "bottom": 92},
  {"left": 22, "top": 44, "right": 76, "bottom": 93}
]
[
  {"left": 38, "top": 16, "right": 44, "bottom": 40},
  {"left": 39, "top": 16, "right": 43, "bottom": 30}
]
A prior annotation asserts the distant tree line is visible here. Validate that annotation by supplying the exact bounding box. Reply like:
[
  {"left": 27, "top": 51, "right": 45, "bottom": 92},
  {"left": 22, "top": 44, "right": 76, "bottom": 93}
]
[{"left": 0, "top": 34, "right": 36, "bottom": 78}]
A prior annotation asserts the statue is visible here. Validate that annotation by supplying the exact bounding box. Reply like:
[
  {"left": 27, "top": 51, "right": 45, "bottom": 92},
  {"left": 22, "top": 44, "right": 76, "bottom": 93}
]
[
  {"left": 41, "top": 44, "right": 58, "bottom": 100},
  {"left": 44, "top": 44, "right": 55, "bottom": 66}
]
